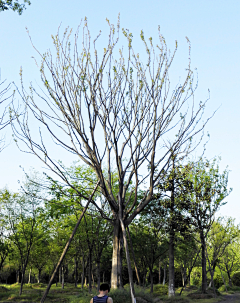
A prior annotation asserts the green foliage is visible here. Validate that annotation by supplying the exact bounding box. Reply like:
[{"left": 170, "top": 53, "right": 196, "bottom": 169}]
[
  {"left": 0, "top": 0, "right": 31, "bottom": 14},
  {"left": 219, "top": 284, "right": 240, "bottom": 292},
  {"left": 110, "top": 288, "right": 153, "bottom": 303},
  {"left": 191, "top": 268, "right": 201, "bottom": 286},
  {"left": 232, "top": 271, "right": 240, "bottom": 286},
  {"left": 152, "top": 284, "right": 168, "bottom": 296},
  {"left": 213, "top": 273, "right": 223, "bottom": 289}
]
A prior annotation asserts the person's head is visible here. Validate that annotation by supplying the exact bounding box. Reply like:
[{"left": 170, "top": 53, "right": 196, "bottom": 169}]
[{"left": 99, "top": 283, "right": 110, "bottom": 293}]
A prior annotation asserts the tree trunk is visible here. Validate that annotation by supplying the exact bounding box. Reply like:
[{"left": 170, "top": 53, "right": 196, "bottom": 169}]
[
  {"left": 103, "top": 271, "right": 105, "bottom": 283},
  {"left": 97, "top": 260, "right": 100, "bottom": 291},
  {"left": 111, "top": 219, "right": 122, "bottom": 289},
  {"left": 81, "top": 258, "right": 85, "bottom": 289},
  {"left": 159, "top": 260, "right": 161, "bottom": 284},
  {"left": 19, "top": 264, "right": 26, "bottom": 295},
  {"left": 28, "top": 268, "right": 32, "bottom": 284},
  {"left": 227, "top": 271, "right": 233, "bottom": 287},
  {"left": 163, "top": 264, "right": 166, "bottom": 285},
  {"left": 38, "top": 269, "right": 41, "bottom": 283},
  {"left": 62, "top": 265, "right": 64, "bottom": 289},
  {"left": 220, "top": 268, "right": 228, "bottom": 292},
  {"left": 120, "top": 218, "right": 136, "bottom": 303},
  {"left": 74, "top": 257, "right": 78, "bottom": 287},
  {"left": 149, "top": 267, "right": 153, "bottom": 293},
  {"left": 88, "top": 252, "right": 92, "bottom": 292},
  {"left": 59, "top": 266, "right": 61, "bottom": 284},
  {"left": 127, "top": 226, "right": 141, "bottom": 285},
  {"left": 168, "top": 230, "right": 175, "bottom": 297},
  {"left": 200, "top": 232, "right": 207, "bottom": 293}
]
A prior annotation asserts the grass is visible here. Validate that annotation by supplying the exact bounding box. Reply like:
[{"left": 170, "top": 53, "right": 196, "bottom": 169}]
[{"left": 0, "top": 283, "right": 239, "bottom": 302}]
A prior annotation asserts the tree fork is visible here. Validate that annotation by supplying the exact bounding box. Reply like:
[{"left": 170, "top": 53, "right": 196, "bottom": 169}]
[{"left": 40, "top": 181, "right": 99, "bottom": 303}]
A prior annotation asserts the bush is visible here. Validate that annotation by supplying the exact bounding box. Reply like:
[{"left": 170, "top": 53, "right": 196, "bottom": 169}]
[
  {"left": 153, "top": 284, "right": 168, "bottom": 296},
  {"left": 232, "top": 271, "right": 240, "bottom": 286},
  {"left": 191, "top": 268, "right": 201, "bottom": 286},
  {"left": 110, "top": 288, "right": 153, "bottom": 303},
  {"left": 213, "top": 274, "right": 223, "bottom": 289},
  {"left": 218, "top": 284, "right": 240, "bottom": 292}
]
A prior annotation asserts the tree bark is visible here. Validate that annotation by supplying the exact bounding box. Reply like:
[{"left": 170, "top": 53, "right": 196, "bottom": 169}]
[
  {"left": 200, "top": 232, "right": 207, "bottom": 293},
  {"left": 111, "top": 218, "right": 122, "bottom": 289},
  {"left": 74, "top": 257, "right": 78, "bottom": 287},
  {"left": 163, "top": 264, "right": 166, "bottom": 285},
  {"left": 61, "top": 265, "right": 64, "bottom": 289},
  {"left": 168, "top": 231, "right": 175, "bottom": 297},
  {"left": 159, "top": 260, "right": 161, "bottom": 284},
  {"left": 127, "top": 226, "right": 141, "bottom": 285},
  {"left": 149, "top": 267, "right": 153, "bottom": 293},
  {"left": 220, "top": 268, "right": 228, "bottom": 292},
  {"left": 88, "top": 252, "right": 92, "bottom": 292},
  {"left": 120, "top": 218, "right": 136, "bottom": 303},
  {"left": 97, "top": 260, "right": 100, "bottom": 291},
  {"left": 81, "top": 258, "right": 85, "bottom": 289}
]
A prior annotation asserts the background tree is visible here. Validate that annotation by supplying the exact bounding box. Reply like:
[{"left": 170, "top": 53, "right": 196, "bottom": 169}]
[
  {"left": 0, "top": 0, "right": 31, "bottom": 14},
  {"left": 186, "top": 158, "right": 231, "bottom": 293}
]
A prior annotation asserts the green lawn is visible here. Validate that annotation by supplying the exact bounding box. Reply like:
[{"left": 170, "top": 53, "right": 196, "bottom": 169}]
[{"left": 0, "top": 283, "right": 239, "bottom": 303}]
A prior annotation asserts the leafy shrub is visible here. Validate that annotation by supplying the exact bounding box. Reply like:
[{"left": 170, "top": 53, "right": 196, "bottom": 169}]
[
  {"left": 213, "top": 274, "right": 223, "bottom": 289},
  {"left": 153, "top": 284, "right": 168, "bottom": 296},
  {"left": 218, "top": 284, "right": 240, "bottom": 292},
  {"left": 191, "top": 268, "right": 201, "bottom": 286},
  {"left": 232, "top": 271, "right": 240, "bottom": 286},
  {"left": 110, "top": 287, "right": 153, "bottom": 303}
]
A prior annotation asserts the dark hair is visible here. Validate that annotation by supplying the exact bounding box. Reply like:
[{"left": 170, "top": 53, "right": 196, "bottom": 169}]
[{"left": 100, "top": 283, "right": 110, "bottom": 292}]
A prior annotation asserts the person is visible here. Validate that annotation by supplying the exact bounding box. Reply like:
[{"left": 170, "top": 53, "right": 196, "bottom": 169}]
[{"left": 90, "top": 283, "right": 113, "bottom": 303}]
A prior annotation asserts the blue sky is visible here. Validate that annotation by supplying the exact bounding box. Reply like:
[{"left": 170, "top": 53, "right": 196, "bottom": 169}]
[{"left": 0, "top": 0, "right": 240, "bottom": 221}]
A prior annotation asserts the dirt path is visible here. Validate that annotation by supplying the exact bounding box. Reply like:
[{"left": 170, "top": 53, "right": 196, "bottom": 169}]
[{"left": 217, "top": 292, "right": 240, "bottom": 302}]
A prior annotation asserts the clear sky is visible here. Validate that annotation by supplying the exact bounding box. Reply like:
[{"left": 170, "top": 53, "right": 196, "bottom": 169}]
[{"left": 0, "top": 0, "right": 240, "bottom": 221}]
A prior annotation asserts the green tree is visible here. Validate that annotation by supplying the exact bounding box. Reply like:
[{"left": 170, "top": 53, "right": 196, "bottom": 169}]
[
  {"left": 0, "top": 177, "right": 43, "bottom": 295},
  {"left": 185, "top": 158, "right": 231, "bottom": 293},
  {"left": 0, "top": 0, "right": 31, "bottom": 14}
]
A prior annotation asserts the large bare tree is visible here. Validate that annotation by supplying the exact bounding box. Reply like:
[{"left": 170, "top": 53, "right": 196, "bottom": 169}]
[{"left": 12, "top": 17, "right": 211, "bottom": 298}]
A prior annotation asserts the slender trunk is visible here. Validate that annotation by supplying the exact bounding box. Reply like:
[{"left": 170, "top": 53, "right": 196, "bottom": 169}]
[
  {"left": 227, "top": 271, "right": 233, "bottom": 287},
  {"left": 97, "top": 261, "right": 100, "bottom": 291},
  {"left": 220, "top": 268, "right": 228, "bottom": 292},
  {"left": 74, "top": 257, "right": 78, "bottom": 288},
  {"left": 81, "top": 258, "right": 85, "bottom": 289},
  {"left": 120, "top": 218, "right": 136, "bottom": 303},
  {"left": 127, "top": 226, "right": 141, "bottom": 285},
  {"left": 200, "top": 232, "right": 207, "bottom": 293},
  {"left": 38, "top": 268, "right": 41, "bottom": 284},
  {"left": 149, "top": 267, "right": 153, "bottom": 293},
  {"left": 103, "top": 271, "right": 105, "bottom": 283},
  {"left": 16, "top": 270, "right": 19, "bottom": 283},
  {"left": 61, "top": 265, "right": 64, "bottom": 289},
  {"left": 159, "top": 260, "right": 161, "bottom": 284},
  {"left": 92, "top": 272, "right": 95, "bottom": 288},
  {"left": 28, "top": 268, "right": 32, "bottom": 284},
  {"left": 163, "top": 264, "right": 166, "bottom": 285},
  {"left": 168, "top": 229, "right": 175, "bottom": 297},
  {"left": 168, "top": 167, "right": 175, "bottom": 298},
  {"left": 59, "top": 266, "right": 61, "bottom": 284},
  {"left": 88, "top": 252, "right": 92, "bottom": 292},
  {"left": 19, "top": 264, "right": 26, "bottom": 295}
]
